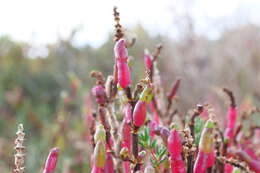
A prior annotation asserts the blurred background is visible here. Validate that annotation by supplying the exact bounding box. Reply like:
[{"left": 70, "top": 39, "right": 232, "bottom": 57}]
[{"left": 1, "top": 0, "right": 260, "bottom": 172}]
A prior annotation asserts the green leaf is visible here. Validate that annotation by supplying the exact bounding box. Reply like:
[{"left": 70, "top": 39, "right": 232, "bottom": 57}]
[{"left": 194, "top": 117, "right": 205, "bottom": 145}]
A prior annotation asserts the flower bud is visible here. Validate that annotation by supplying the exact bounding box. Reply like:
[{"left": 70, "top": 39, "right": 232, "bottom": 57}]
[
  {"left": 92, "top": 85, "right": 107, "bottom": 105},
  {"left": 43, "top": 148, "right": 59, "bottom": 173},
  {"left": 167, "top": 78, "right": 181, "bottom": 100},
  {"left": 93, "top": 141, "right": 106, "bottom": 169},
  {"left": 167, "top": 129, "right": 186, "bottom": 173},
  {"left": 194, "top": 119, "right": 215, "bottom": 173},
  {"left": 114, "top": 39, "right": 128, "bottom": 60},
  {"left": 104, "top": 152, "right": 114, "bottom": 173},
  {"left": 144, "top": 49, "right": 153, "bottom": 70},
  {"left": 168, "top": 129, "right": 182, "bottom": 157},
  {"left": 224, "top": 107, "right": 237, "bottom": 140},
  {"left": 133, "top": 100, "right": 147, "bottom": 127},
  {"left": 94, "top": 124, "right": 106, "bottom": 143},
  {"left": 114, "top": 39, "right": 131, "bottom": 89}
]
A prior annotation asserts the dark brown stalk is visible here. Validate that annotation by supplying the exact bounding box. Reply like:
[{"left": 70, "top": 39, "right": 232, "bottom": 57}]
[
  {"left": 165, "top": 78, "right": 181, "bottom": 117},
  {"left": 223, "top": 88, "right": 236, "bottom": 108},
  {"left": 113, "top": 7, "right": 124, "bottom": 42},
  {"left": 124, "top": 86, "right": 141, "bottom": 172},
  {"left": 167, "top": 109, "right": 178, "bottom": 125}
]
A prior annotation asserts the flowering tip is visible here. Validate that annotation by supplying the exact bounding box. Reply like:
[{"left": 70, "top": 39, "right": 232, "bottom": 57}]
[
  {"left": 43, "top": 147, "right": 59, "bottom": 173},
  {"left": 94, "top": 124, "right": 106, "bottom": 143},
  {"left": 133, "top": 100, "right": 147, "bottom": 127},
  {"left": 114, "top": 39, "right": 128, "bottom": 60},
  {"left": 167, "top": 129, "right": 182, "bottom": 157}
]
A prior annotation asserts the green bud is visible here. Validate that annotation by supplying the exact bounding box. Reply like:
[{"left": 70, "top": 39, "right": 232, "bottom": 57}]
[
  {"left": 93, "top": 141, "right": 106, "bottom": 168},
  {"left": 205, "top": 119, "right": 214, "bottom": 129},
  {"left": 94, "top": 124, "right": 106, "bottom": 143},
  {"left": 140, "top": 86, "right": 153, "bottom": 103}
]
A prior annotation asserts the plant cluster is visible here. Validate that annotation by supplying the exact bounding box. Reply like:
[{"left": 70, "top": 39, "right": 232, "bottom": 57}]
[{"left": 11, "top": 7, "right": 260, "bottom": 173}]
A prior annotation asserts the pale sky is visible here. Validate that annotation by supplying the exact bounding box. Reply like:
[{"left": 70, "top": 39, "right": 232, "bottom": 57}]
[{"left": 0, "top": 0, "right": 260, "bottom": 48}]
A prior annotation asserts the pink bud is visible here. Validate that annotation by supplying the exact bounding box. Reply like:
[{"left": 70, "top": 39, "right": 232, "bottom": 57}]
[
  {"left": 91, "top": 166, "right": 103, "bottom": 173},
  {"left": 167, "top": 79, "right": 181, "bottom": 100},
  {"left": 114, "top": 39, "right": 131, "bottom": 89},
  {"left": 43, "top": 148, "right": 59, "bottom": 173},
  {"left": 133, "top": 100, "right": 147, "bottom": 127},
  {"left": 168, "top": 129, "right": 182, "bottom": 157},
  {"left": 168, "top": 129, "right": 186, "bottom": 173},
  {"left": 224, "top": 107, "right": 237, "bottom": 140},
  {"left": 92, "top": 85, "right": 107, "bottom": 105},
  {"left": 144, "top": 50, "right": 153, "bottom": 70},
  {"left": 229, "top": 148, "right": 260, "bottom": 173},
  {"left": 104, "top": 152, "right": 114, "bottom": 173},
  {"left": 114, "top": 39, "right": 128, "bottom": 60},
  {"left": 224, "top": 164, "right": 233, "bottom": 173}
]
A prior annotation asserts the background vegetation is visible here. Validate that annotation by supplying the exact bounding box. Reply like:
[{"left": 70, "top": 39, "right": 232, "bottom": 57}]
[{"left": 1, "top": 19, "right": 260, "bottom": 172}]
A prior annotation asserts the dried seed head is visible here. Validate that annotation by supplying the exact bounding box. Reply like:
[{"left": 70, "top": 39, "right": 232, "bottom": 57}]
[{"left": 14, "top": 124, "right": 26, "bottom": 173}]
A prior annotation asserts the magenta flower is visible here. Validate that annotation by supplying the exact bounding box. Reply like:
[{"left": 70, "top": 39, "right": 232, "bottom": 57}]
[
  {"left": 114, "top": 39, "right": 131, "bottom": 89},
  {"left": 92, "top": 85, "right": 107, "bottom": 105},
  {"left": 133, "top": 100, "right": 147, "bottom": 127},
  {"left": 104, "top": 152, "right": 114, "bottom": 173},
  {"left": 43, "top": 148, "right": 59, "bottom": 173},
  {"left": 133, "top": 86, "right": 153, "bottom": 127},
  {"left": 167, "top": 129, "right": 186, "bottom": 173},
  {"left": 224, "top": 107, "right": 237, "bottom": 140},
  {"left": 144, "top": 50, "right": 153, "bottom": 70}
]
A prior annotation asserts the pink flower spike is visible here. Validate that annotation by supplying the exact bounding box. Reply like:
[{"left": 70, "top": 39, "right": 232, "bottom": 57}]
[
  {"left": 43, "top": 147, "right": 59, "bottom": 173},
  {"left": 144, "top": 49, "right": 153, "bottom": 70},
  {"left": 167, "top": 129, "right": 186, "bottom": 173},
  {"left": 168, "top": 129, "right": 182, "bottom": 157},
  {"left": 224, "top": 107, "right": 237, "bottom": 140}
]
